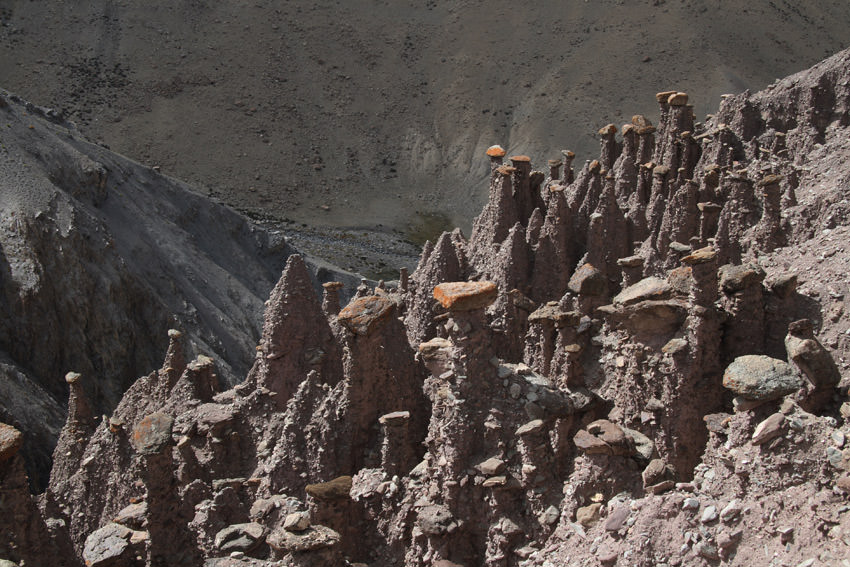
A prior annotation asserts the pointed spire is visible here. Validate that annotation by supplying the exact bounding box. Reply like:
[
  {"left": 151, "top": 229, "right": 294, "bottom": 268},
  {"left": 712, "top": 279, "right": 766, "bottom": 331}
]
[
  {"left": 405, "top": 231, "right": 468, "bottom": 345},
  {"left": 525, "top": 207, "right": 544, "bottom": 246},
  {"left": 248, "top": 254, "right": 342, "bottom": 406},
  {"left": 598, "top": 123, "right": 620, "bottom": 171}
]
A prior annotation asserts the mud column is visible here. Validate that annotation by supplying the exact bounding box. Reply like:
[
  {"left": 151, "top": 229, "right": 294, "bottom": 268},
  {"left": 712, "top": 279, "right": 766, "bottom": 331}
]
[
  {"left": 132, "top": 412, "right": 200, "bottom": 567},
  {"left": 322, "top": 281, "right": 344, "bottom": 316},
  {"left": 598, "top": 124, "right": 619, "bottom": 171},
  {"left": 697, "top": 202, "right": 722, "bottom": 247},
  {"left": 755, "top": 174, "right": 784, "bottom": 252},
  {"left": 379, "top": 411, "right": 413, "bottom": 477},
  {"left": 561, "top": 150, "right": 576, "bottom": 184}
]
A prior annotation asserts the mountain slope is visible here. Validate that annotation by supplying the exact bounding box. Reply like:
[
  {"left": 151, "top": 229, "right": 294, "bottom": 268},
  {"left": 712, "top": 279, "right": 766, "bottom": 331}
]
[
  {"left": 0, "top": 91, "right": 361, "bottom": 488},
  {"left": 2, "top": 1, "right": 850, "bottom": 242}
]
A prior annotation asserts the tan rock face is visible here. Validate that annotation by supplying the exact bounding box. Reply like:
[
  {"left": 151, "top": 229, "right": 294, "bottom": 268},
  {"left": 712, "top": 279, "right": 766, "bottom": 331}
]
[
  {"left": 338, "top": 296, "right": 395, "bottom": 336},
  {"left": 433, "top": 281, "right": 498, "bottom": 311},
  {"left": 0, "top": 423, "right": 23, "bottom": 463}
]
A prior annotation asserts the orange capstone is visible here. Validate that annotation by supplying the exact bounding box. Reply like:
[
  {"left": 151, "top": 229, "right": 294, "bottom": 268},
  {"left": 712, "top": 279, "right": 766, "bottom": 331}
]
[
  {"left": 486, "top": 145, "right": 506, "bottom": 157},
  {"left": 433, "top": 281, "right": 498, "bottom": 311},
  {"left": 509, "top": 155, "right": 531, "bottom": 163}
]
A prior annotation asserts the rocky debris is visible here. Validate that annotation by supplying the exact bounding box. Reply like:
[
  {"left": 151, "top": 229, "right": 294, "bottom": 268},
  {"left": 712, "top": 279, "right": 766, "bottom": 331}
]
[{"left": 722, "top": 355, "right": 804, "bottom": 401}]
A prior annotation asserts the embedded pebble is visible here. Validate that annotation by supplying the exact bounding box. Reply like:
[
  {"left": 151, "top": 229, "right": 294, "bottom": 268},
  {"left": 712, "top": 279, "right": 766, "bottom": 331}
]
[{"left": 700, "top": 505, "right": 718, "bottom": 523}]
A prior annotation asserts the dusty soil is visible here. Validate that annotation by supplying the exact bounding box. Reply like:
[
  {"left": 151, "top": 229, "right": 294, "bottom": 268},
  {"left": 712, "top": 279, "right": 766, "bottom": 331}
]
[{"left": 2, "top": 0, "right": 850, "bottom": 263}]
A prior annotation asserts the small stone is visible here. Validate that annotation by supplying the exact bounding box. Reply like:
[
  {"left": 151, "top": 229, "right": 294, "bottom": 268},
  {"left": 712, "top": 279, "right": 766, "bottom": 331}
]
[
  {"left": 700, "top": 505, "right": 718, "bottom": 523},
  {"left": 719, "top": 263, "right": 766, "bottom": 293},
  {"left": 416, "top": 505, "right": 457, "bottom": 535},
  {"left": 486, "top": 145, "right": 506, "bottom": 157},
  {"left": 214, "top": 522, "right": 265, "bottom": 553},
  {"left": 568, "top": 263, "right": 608, "bottom": 296},
  {"left": 667, "top": 91, "right": 689, "bottom": 106},
  {"left": 797, "top": 559, "right": 816, "bottom": 567},
  {"left": 613, "top": 277, "right": 671, "bottom": 306},
  {"left": 516, "top": 420, "right": 545, "bottom": 436},
  {"left": 662, "top": 338, "right": 688, "bottom": 354},
  {"left": 622, "top": 427, "right": 654, "bottom": 461},
  {"left": 717, "top": 529, "right": 742, "bottom": 553},
  {"left": 732, "top": 396, "right": 768, "bottom": 412},
  {"left": 0, "top": 423, "right": 24, "bottom": 463},
  {"left": 305, "top": 476, "right": 352, "bottom": 501},
  {"left": 267, "top": 525, "right": 341, "bottom": 552},
  {"left": 683, "top": 498, "right": 700, "bottom": 512},
  {"left": 433, "top": 281, "right": 498, "bottom": 311},
  {"left": 283, "top": 512, "right": 311, "bottom": 533},
  {"left": 65, "top": 371, "right": 82, "bottom": 384},
  {"left": 833, "top": 430, "right": 846, "bottom": 448},
  {"left": 771, "top": 273, "right": 798, "bottom": 298},
  {"left": 778, "top": 526, "right": 794, "bottom": 543},
  {"left": 482, "top": 475, "right": 508, "bottom": 488},
  {"left": 112, "top": 502, "right": 148, "bottom": 530},
  {"left": 576, "top": 503, "right": 602, "bottom": 527},
  {"left": 722, "top": 355, "right": 803, "bottom": 401},
  {"left": 681, "top": 246, "right": 716, "bottom": 265},
  {"left": 539, "top": 505, "right": 560, "bottom": 525},
  {"left": 131, "top": 412, "right": 174, "bottom": 456},
  {"left": 379, "top": 411, "right": 410, "bottom": 426},
  {"left": 694, "top": 541, "right": 719, "bottom": 560},
  {"left": 827, "top": 446, "right": 847, "bottom": 469},
  {"left": 476, "top": 457, "right": 505, "bottom": 476},
  {"left": 574, "top": 429, "right": 612, "bottom": 455},
  {"left": 648, "top": 480, "right": 675, "bottom": 494},
  {"left": 604, "top": 505, "right": 630, "bottom": 531},
  {"left": 338, "top": 296, "right": 395, "bottom": 335},
  {"left": 720, "top": 500, "right": 742, "bottom": 523},
  {"left": 509, "top": 383, "right": 522, "bottom": 399},
  {"left": 587, "top": 419, "right": 627, "bottom": 446},
  {"left": 752, "top": 413, "right": 785, "bottom": 445},
  {"left": 83, "top": 523, "right": 135, "bottom": 567}
]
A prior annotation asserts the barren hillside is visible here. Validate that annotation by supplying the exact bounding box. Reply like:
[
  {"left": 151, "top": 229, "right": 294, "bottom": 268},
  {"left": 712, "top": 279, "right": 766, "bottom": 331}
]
[{"left": 2, "top": 1, "right": 850, "bottom": 251}]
